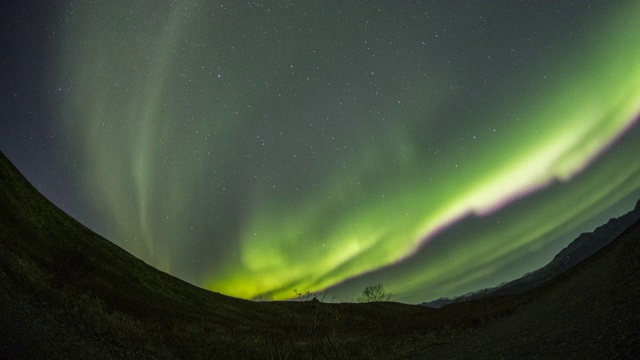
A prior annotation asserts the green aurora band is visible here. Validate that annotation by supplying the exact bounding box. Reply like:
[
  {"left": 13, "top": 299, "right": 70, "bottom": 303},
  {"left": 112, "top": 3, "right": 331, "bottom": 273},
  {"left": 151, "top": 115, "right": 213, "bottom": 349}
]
[{"left": 56, "top": 1, "right": 640, "bottom": 302}]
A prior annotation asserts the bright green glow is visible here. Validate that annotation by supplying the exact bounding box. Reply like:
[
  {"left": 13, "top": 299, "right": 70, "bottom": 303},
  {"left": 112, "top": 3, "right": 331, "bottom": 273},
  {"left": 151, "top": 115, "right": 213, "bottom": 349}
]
[
  {"left": 57, "top": 1, "right": 640, "bottom": 302},
  {"left": 389, "top": 149, "right": 640, "bottom": 301}
]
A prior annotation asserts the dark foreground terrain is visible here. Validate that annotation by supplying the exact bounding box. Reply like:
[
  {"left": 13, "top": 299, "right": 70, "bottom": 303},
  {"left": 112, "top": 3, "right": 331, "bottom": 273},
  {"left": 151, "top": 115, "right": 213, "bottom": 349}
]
[
  {"left": 410, "top": 204, "right": 640, "bottom": 359},
  {"left": 1, "top": 150, "right": 639, "bottom": 359}
]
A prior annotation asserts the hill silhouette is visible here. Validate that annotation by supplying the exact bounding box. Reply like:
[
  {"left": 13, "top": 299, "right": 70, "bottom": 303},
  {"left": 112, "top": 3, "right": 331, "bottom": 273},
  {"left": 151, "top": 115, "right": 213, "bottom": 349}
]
[
  {"left": 410, "top": 203, "right": 640, "bottom": 359},
  {"left": 1, "top": 150, "right": 639, "bottom": 359},
  {"left": 422, "top": 200, "right": 640, "bottom": 308}
]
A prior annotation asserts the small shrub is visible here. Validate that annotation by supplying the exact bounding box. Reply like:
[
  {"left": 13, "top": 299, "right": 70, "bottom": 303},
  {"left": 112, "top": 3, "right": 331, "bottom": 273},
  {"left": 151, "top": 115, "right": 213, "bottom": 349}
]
[
  {"left": 357, "top": 283, "right": 392, "bottom": 303},
  {"left": 294, "top": 289, "right": 328, "bottom": 303}
]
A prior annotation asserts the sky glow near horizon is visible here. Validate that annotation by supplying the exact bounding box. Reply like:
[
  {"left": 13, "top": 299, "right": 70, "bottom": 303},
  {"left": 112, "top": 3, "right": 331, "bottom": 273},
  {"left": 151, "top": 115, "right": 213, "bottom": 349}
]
[{"left": 53, "top": 1, "right": 640, "bottom": 302}]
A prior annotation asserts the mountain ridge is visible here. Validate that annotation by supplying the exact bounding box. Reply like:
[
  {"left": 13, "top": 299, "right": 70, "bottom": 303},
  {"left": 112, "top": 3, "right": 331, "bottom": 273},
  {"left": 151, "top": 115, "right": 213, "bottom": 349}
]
[{"left": 422, "top": 200, "right": 640, "bottom": 308}]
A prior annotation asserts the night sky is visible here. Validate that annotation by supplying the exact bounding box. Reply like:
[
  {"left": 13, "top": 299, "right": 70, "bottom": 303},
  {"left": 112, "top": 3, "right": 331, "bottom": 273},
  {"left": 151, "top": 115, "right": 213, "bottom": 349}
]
[{"left": 1, "top": 1, "right": 639, "bottom": 303}]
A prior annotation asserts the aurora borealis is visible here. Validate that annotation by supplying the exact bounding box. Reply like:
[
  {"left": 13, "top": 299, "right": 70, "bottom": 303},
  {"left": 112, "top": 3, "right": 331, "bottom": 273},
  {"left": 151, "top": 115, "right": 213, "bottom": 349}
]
[{"left": 2, "top": 1, "right": 640, "bottom": 303}]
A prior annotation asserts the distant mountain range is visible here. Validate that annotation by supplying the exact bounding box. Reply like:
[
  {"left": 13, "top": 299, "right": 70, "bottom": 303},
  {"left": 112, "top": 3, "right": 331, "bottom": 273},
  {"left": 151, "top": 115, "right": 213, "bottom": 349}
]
[{"left": 422, "top": 199, "right": 640, "bottom": 308}]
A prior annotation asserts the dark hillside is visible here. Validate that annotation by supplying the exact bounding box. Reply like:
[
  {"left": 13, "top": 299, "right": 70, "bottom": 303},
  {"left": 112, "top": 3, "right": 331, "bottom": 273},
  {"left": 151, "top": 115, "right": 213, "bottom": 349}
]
[
  {"left": 1, "top": 150, "right": 639, "bottom": 359},
  {"left": 0, "top": 151, "right": 483, "bottom": 359},
  {"left": 411, "top": 209, "right": 640, "bottom": 359}
]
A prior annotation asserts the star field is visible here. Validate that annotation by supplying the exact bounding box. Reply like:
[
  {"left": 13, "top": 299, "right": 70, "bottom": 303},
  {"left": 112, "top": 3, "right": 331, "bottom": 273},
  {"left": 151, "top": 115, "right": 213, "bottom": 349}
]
[{"left": 1, "top": 1, "right": 639, "bottom": 302}]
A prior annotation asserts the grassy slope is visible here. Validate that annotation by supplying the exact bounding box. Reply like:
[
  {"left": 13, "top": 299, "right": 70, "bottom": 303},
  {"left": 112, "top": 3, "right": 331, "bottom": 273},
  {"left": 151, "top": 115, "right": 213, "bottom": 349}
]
[
  {"left": 0, "top": 151, "right": 507, "bottom": 359},
  {"left": 1, "top": 149, "right": 638, "bottom": 359}
]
